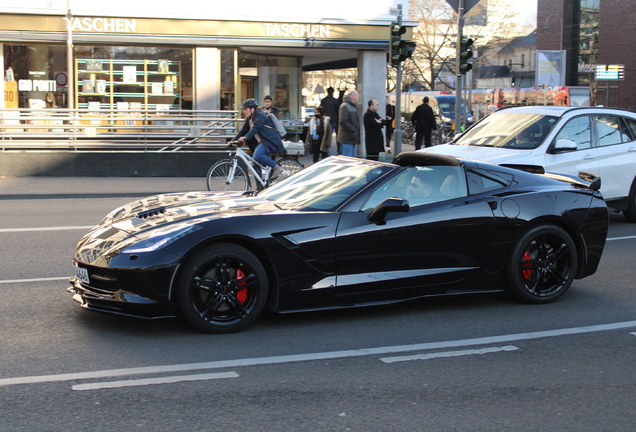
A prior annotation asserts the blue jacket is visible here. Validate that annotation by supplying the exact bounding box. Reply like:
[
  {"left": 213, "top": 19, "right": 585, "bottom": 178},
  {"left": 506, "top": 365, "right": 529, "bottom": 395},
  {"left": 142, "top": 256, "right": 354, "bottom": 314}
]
[{"left": 234, "top": 109, "right": 284, "bottom": 152}]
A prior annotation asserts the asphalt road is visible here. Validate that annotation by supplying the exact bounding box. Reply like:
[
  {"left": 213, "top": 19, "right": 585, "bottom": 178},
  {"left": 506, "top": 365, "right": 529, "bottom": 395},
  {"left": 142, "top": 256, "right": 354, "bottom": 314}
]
[{"left": 1, "top": 197, "right": 636, "bottom": 431}]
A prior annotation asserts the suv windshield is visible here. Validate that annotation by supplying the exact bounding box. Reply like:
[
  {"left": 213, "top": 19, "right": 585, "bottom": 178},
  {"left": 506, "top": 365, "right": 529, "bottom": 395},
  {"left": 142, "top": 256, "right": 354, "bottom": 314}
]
[{"left": 454, "top": 112, "right": 559, "bottom": 149}]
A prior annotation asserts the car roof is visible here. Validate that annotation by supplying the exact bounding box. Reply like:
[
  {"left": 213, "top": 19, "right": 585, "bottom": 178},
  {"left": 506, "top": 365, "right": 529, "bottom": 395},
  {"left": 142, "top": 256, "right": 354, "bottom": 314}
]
[{"left": 494, "top": 105, "right": 636, "bottom": 118}]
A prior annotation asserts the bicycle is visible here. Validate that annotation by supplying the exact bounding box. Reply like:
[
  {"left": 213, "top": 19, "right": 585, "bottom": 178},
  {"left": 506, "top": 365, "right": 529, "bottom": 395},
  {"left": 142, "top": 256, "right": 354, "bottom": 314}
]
[
  {"left": 206, "top": 141, "right": 304, "bottom": 192},
  {"left": 432, "top": 124, "right": 454, "bottom": 146},
  {"left": 401, "top": 120, "right": 415, "bottom": 146}
]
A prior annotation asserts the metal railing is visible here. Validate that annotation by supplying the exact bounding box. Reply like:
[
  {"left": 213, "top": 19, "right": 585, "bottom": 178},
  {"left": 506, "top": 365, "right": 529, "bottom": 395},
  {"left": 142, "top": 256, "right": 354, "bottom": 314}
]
[{"left": 0, "top": 108, "right": 241, "bottom": 152}]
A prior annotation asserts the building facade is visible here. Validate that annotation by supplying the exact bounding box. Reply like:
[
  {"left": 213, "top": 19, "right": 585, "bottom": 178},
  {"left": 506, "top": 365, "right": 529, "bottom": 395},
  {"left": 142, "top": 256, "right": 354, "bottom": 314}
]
[
  {"left": 537, "top": 0, "right": 635, "bottom": 109},
  {"left": 0, "top": 1, "right": 411, "bottom": 120}
]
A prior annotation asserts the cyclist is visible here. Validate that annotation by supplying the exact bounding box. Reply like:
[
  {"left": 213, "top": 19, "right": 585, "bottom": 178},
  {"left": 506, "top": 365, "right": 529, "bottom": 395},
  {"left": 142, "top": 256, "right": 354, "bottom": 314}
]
[{"left": 234, "top": 99, "right": 285, "bottom": 179}]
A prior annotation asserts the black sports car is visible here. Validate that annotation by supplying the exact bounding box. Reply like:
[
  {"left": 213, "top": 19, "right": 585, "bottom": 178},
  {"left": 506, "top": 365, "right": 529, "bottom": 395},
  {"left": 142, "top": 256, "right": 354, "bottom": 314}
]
[{"left": 69, "top": 153, "right": 608, "bottom": 333}]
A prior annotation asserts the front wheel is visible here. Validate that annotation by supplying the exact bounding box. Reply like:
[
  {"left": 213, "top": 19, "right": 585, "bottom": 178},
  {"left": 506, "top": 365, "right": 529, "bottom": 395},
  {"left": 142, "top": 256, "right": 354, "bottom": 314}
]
[
  {"left": 176, "top": 244, "right": 268, "bottom": 333},
  {"left": 506, "top": 225, "right": 577, "bottom": 304},
  {"left": 207, "top": 160, "right": 250, "bottom": 192}
]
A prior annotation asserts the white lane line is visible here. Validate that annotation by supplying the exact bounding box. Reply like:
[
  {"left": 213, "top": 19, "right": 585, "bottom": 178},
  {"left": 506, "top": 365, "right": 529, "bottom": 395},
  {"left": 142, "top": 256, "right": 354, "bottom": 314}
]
[
  {"left": 72, "top": 372, "right": 239, "bottom": 391},
  {"left": 607, "top": 235, "right": 636, "bottom": 241},
  {"left": 380, "top": 345, "right": 519, "bottom": 364},
  {"left": 2, "top": 320, "right": 636, "bottom": 388},
  {"left": 0, "top": 276, "right": 69, "bottom": 284},
  {"left": 0, "top": 226, "right": 93, "bottom": 233}
]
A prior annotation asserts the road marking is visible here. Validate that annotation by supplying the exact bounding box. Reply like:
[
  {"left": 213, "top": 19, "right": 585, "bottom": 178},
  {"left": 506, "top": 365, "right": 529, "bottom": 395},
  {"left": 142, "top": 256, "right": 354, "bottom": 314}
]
[
  {"left": 380, "top": 345, "right": 519, "bottom": 363},
  {"left": 1, "top": 320, "right": 636, "bottom": 388},
  {"left": 606, "top": 235, "right": 636, "bottom": 241},
  {"left": 0, "top": 276, "right": 69, "bottom": 285},
  {"left": 0, "top": 226, "right": 93, "bottom": 233},
  {"left": 72, "top": 372, "right": 239, "bottom": 391}
]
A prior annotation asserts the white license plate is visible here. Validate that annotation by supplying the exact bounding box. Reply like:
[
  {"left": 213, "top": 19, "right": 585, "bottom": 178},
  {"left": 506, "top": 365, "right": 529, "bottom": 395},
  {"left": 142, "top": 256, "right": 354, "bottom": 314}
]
[{"left": 75, "top": 266, "right": 90, "bottom": 284}]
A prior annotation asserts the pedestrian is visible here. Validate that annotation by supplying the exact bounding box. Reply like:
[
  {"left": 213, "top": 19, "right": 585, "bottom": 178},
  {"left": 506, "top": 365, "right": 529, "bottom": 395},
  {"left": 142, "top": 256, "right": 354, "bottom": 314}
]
[
  {"left": 306, "top": 106, "right": 332, "bottom": 163},
  {"left": 261, "top": 95, "right": 279, "bottom": 118},
  {"left": 233, "top": 98, "right": 285, "bottom": 180},
  {"left": 320, "top": 87, "right": 339, "bottom": 154},
  {"left": 363, "top": 98, "right": 386, "bottom": 161},
  {"left": 411, "top": 96, "right": 437, "bottom": 150},
  {"left": 385, "top": 96, "right": 395, "bottom": 144},
  {"left": 337, "top": 90, "right": 360, "bottom": 157}
]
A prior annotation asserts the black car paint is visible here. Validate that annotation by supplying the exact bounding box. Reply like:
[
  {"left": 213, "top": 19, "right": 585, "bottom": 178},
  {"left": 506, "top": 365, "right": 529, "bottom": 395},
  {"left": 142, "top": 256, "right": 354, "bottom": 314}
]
[{"left": 69, "top": 154, "right": 608, "bottom": 323}]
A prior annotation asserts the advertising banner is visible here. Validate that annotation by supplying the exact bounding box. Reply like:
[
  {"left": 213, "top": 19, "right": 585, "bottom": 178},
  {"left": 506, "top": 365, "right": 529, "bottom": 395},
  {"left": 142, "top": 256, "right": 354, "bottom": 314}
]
[{"left": 536, "top": 50, "right": 566, "bottom": 87}]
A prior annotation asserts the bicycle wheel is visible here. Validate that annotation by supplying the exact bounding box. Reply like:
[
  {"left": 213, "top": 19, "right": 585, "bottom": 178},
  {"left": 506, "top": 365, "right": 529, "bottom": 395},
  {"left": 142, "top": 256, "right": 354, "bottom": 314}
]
[
  {"left": 207, "top": 160, "right": 250, "bottom": 192},
  {"left": 276, "top": 158, "right": 304, "bottom": 177}
]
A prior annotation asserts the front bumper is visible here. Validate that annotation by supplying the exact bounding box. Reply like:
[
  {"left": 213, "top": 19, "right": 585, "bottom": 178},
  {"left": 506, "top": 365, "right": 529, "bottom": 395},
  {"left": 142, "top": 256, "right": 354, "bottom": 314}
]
[{"left": 68, "top": 271, "right": 176, "bottom": 320}]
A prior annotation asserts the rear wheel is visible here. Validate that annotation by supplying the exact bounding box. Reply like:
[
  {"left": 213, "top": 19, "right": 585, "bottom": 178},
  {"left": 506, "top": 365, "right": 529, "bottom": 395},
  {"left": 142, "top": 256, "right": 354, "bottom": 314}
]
[
  {"left": 176, "top": 244, "right": 268, "bottom": 333},
  {"left": 207, "top": 160, "right": 250, "bottom": 192},
  {"left": 622, "top": 179, "right": 636, "bottom": 223},
  {"left": 506, "top": 225, "right": 577, "bottom": 304},
  {"left": 276, "top": 158, "right": 304, "bottom": 177}
]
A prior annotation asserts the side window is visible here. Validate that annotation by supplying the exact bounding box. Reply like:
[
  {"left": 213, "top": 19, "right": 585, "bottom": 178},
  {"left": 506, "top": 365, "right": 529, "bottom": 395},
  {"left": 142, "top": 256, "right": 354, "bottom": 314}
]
[
  {"left": 594, "top": 115, "right": 630, "bottom": 147},
  {"left": 624, "top": 117, "right": 636, "bottom": 141},
  {"left": 363, "top": 166, "right": 468, "bottom": 210},
  {"left": 552, "top": 116, "right": 592, "bottom": 150},
  {"left": 467, "top": 169, "right": 514, "bottom": 195}
]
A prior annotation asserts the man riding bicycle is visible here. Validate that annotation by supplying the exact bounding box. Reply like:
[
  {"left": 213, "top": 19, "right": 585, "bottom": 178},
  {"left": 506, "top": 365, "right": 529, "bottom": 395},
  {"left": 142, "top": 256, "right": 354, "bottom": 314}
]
[{"left": 233, "top": 98, "right": 285, "bottom": 180}]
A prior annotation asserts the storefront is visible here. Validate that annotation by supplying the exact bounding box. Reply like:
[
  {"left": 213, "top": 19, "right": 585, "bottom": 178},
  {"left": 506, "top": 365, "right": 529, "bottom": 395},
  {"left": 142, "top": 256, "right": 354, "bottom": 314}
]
[{"left": 0, "top": 12, "right": 402, "bottom": 121}]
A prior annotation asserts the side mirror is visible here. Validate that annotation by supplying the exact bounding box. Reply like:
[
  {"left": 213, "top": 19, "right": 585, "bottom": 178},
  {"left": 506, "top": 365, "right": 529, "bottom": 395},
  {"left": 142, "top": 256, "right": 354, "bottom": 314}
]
[
  {"left": 368, "top": 197, "right": 410, "bottom": 225},
  {"left": 551, "top": 139, "right": 577, "bottom": 153}
]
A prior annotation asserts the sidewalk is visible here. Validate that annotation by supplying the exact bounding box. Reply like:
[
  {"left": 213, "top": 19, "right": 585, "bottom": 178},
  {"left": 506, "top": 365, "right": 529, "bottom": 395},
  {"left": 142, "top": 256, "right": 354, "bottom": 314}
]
[{"left": 0, "top": 138, "right": 415, "bottom": 200}]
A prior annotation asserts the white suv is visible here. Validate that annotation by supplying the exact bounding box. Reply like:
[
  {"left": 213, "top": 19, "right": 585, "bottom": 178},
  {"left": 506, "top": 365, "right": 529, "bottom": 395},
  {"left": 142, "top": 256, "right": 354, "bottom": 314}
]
[{"left": 420, "top": 106, "right": 636, "bottom": 222}]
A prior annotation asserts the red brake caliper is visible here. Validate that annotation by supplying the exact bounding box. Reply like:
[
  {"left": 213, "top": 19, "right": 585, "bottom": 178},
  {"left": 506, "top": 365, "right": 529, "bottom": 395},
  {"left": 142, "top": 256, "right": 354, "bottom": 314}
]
[
  {"left": 522, "top": 251, "right": 533, "bottom": 279},
  {"left": 236, "top": 269, "right": 248, "bottom": 304}
]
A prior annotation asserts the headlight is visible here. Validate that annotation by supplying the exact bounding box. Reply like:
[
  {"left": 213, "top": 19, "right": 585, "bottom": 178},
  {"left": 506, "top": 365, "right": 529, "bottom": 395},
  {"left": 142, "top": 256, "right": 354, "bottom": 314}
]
[{"left": 121, "top": 225, "right": 202, "bottom": 254}]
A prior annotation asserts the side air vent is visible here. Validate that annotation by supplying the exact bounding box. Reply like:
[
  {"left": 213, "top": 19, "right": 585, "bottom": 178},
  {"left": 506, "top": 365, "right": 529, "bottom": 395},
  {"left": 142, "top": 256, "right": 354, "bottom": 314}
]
[{"left": 136, "top": 207, "right": 167, "bottom": 220}]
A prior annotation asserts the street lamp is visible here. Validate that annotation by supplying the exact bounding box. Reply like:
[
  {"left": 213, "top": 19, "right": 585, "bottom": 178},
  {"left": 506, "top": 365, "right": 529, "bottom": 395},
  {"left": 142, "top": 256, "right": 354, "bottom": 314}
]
[{"left": 544, "top": 14, "right": 563, "bottom": 51}]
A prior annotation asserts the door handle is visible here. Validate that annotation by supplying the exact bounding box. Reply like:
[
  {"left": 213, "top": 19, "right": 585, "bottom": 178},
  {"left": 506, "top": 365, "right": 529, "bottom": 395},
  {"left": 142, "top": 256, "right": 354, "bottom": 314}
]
[
  {"left": 629, "top": 147, "right": 636, "bottom": 152},
  {"left": 584, "top": 154, "right": 596, "bottom": 160}
]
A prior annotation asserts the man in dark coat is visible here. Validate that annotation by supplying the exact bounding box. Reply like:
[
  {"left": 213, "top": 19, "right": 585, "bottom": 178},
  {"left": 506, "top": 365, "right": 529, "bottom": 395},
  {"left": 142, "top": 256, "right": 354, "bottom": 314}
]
[
  {"left": 320, "top": 87, "right": 340, "bottom": 153},
  {"left": 411, "top": 96, "right": 437, "bottom": 150},
  {"left": 363, "top": 98, "right": 386, "bottom": 161}
]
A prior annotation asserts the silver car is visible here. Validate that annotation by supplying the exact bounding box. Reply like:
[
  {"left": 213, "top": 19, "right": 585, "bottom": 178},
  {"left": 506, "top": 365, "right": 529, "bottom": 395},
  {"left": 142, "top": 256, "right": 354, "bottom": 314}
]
[{"left": 420, "top": 105, "right": 636, "bottom": 222}]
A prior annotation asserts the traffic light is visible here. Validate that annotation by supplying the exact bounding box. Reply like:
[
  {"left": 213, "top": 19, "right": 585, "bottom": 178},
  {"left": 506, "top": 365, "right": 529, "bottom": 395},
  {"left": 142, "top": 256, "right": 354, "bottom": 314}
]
[
  {"left": 459, "top": 37, "right": 474, "bottom": 74},
  {"left": 390, "top": 22, "right": 407, "bottom": 67},
  {"left": 402, "top": 41, "right": 417, "bottom": 60}
]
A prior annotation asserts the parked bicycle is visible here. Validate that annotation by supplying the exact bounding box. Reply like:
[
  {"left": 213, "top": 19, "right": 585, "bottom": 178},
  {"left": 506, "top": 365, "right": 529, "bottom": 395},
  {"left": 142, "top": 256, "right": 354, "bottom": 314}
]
[
  {"left": 401, "top": 120, "right": 415, "bottom": 146},
  {"left": 432, "top": 124, "right": 454, "bottom": 146},
  {"left": 206, "top": 141, "right": 304, "bottom": 192}
]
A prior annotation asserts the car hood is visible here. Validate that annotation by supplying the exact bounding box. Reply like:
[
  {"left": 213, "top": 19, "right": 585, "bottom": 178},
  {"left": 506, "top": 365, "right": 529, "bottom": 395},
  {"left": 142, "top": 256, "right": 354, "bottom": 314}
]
[
  {"left": 102, "top": 191, "right": 279, "bottom": 235},
  {"left": 421, "top": 143, "right": 538, "bottom": 164},
  {"left": 75, "top": 191, "right": 282, "bottom": 266}
]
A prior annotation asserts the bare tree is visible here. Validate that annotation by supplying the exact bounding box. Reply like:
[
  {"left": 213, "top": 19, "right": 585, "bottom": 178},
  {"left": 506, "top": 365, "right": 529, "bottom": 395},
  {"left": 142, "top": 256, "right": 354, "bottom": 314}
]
[{"left": 404, "top": 0, "right": 524, "bottom": 91}]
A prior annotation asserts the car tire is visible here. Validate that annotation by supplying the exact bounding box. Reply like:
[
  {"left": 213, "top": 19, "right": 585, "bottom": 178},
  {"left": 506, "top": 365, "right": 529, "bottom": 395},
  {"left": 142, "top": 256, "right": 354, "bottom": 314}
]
[
  {"left": 623, "top": 178, "right": 636, "bottom": 223},
  {"left": 176, "top": 243, "right": 268, "bottom": 333},
  {"left": 506, "top": 225, "right": 577, "bottom": 304}
]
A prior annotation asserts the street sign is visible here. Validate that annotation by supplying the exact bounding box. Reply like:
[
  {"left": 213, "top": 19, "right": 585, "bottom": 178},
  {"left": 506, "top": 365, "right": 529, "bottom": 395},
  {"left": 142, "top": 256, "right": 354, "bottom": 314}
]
[
  {"left": 596, "top": 64, "right": 625, "bottom": 80},
  {"left": 389, "top": 7, "right": 399, "bottom": 16},
  {"left": 445, "top": 0, "right": 481, "bottom": 14}
]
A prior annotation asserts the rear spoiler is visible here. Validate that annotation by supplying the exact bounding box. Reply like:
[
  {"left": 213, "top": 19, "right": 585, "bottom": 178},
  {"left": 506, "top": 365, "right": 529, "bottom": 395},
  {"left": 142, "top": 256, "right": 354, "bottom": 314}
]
[
  {"left": 577, "top": 171, "right": 602, "bottom": 191},
  {"left": 502, "top": 165, "right": 601, "bottom": 192}
]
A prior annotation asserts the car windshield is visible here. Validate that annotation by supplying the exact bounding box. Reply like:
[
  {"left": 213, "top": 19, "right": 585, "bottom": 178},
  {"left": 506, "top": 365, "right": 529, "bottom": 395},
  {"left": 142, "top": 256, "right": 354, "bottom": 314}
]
[
  {"left": 453, "top": 112, "right": 559, "bottom": 149},
  {"left": 258, "top": 157, "right": 393, "bottom": 211}
]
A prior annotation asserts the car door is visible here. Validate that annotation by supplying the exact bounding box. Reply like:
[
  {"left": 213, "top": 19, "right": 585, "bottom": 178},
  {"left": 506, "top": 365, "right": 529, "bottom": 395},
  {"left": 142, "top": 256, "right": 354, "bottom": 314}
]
[
  {"left": 333, "top": 166, "right": 497, "bottom": 300},
  {"left": 592, "top": 115, "right": 636, "bottom": 202},
  {"left": 544, "top": 114, "right": 599, "bottom": 180}
]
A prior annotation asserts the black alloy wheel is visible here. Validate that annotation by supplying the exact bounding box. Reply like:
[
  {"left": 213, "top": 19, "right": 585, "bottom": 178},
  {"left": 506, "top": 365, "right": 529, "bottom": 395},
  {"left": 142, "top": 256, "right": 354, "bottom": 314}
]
[
  {"left": 177, "top": 244, "right": 268, "bottom": 333},
  {"left": 506, "top": 225, "right": 577, "bottom": 304}
]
